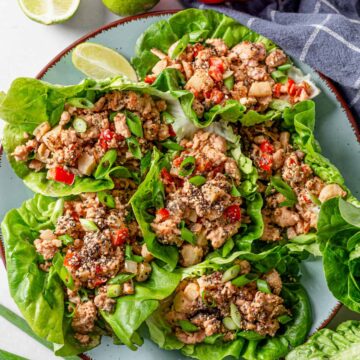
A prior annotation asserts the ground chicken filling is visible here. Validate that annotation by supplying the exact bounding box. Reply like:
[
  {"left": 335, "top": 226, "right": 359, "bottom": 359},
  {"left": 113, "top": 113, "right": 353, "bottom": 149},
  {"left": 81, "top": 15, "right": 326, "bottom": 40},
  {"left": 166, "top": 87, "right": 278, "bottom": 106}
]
[
  {"left": 33, "top": 180, "right": 154, "bottom": 344},
  {"left": 163, "top": 260, "right": 289, "bottom": 345},
  {"left": 151, "top": 130, "right": 245, "bottom": 267},
  {"left": 12, "top": 90, "right": 174, "bottom": 183},
  {"left": 240, "top": 122, "right": 347, "bottom": 241},
  {"left": 148, "top": 39, "right": 312, "bottom": 117}
]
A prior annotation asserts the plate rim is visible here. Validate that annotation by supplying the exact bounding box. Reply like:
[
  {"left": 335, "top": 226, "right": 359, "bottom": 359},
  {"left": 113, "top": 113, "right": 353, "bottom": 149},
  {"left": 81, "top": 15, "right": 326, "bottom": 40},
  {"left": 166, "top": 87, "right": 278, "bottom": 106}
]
[{"left": 0, "top": 8, "right": 358, "bottom": 355}]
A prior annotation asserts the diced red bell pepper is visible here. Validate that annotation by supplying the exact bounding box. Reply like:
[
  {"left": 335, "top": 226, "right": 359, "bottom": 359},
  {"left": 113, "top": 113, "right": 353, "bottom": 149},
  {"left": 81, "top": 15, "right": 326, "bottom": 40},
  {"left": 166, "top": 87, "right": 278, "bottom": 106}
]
[
  {"left": 144, "top": 75, "right": 157, "bottom": 84},
  {"left": 258, "top": 153, "right": 273, "bottom": 172},
  {"left": 64, "top": 251, "right": 80, "bottom": 268},
  {"left": 224, "top": 204, "right": 241, "bottom": 223},
  {"left": 113, "top": 228, "right": 129, "bottom": 246},
  {"left": 209, "top": 57, "right": 225, "bottom": 73},
  {"left": 54, "top": 167, "right": 75, "bottom": 185},
  {"left": 168, "top": 124, "right": 176, "bottom": 137},
  {"left": 273, "top": 83, "right": 282, "bottom": 98},
  {"left": 208, "top": 88, "right": 224, "bottom": 104},
  {"left": 93, "top": 278, "right": 107, "bottom": 287},
  {"left": 160, "top": 168, "right": 174, "bottom": 183},
  {"left": 95, "top": 264, "right": 103, "bottom": 274},
  {"left": 173, "top": 156, "right": 184, "bottom": 168},
  {"left": 212, "top": 163, "right": 225, "bottom": 176},
  {"left": 193, "top": 43, "right": 204, "bottom": 57},
  {"left": 157, "top": 208, "right": 170, "bottom": 222},
  {"left": 287, "top": 78, "right": 297, "bottom": 97},
  {"left": 209, "top": 67, "right": 224, "bottom": 82},
  {"left": 260, "top": 140, "right": 274, "bottom": 154}
]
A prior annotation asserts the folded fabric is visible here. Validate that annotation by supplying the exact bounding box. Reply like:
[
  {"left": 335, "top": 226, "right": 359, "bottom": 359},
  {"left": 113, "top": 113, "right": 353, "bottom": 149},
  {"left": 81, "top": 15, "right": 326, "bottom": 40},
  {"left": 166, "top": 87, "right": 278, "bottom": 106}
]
[{"left": 181, "top": 0, "right": 360, "bottom": 125}]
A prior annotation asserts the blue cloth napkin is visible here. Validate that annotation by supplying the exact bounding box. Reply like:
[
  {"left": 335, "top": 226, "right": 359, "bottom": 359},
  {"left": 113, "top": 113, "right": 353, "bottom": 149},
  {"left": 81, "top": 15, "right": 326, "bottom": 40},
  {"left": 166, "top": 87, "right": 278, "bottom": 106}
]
[{"left": 181, "top": 0, "right": 360, "bottom": 125}]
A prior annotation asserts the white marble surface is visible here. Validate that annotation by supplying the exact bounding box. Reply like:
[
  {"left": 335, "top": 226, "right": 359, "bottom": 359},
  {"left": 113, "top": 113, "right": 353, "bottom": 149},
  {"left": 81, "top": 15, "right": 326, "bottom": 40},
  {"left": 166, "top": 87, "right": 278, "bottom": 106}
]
[{"left": 0, "top": 1, "right": 359, "bottom": 359}]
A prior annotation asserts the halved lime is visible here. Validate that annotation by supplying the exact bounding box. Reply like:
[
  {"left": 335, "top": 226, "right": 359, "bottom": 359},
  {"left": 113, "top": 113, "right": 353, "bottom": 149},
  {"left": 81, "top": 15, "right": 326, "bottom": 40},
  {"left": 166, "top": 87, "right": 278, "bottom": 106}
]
[
  {"left": 72, "top": 42, "right": 138, "bottom": 81},
  {"left": 18, "top": 0, "right": 80, "bottom": 25}
]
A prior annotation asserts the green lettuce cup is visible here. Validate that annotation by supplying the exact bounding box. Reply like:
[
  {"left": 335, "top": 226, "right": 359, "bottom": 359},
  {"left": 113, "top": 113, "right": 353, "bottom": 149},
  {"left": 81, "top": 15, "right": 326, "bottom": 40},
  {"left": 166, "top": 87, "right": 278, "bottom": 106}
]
[
  {"left": 1, "top": 191, "right": 180, "bottom": 355},
  {"left": 146, "top": 247, "right": 312, "bottom": 360},
  {"left": 237, "top": 99, "right": 359, "bottom": 255},
  {"left": 132, "top": 9, "right": 319, "bottom": 129},
  {"left": 0, "top": 76, "right": 186, "bottom": 197}
]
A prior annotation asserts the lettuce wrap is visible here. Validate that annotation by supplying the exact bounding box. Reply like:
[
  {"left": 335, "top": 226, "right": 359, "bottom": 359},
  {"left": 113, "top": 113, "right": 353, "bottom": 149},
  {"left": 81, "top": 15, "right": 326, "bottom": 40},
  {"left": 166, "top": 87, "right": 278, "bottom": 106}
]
[
  {"left": 236, "top": 99, "right": 359, "bottom": 256},
  {"left": 0, "top": 193, "right": 181, "bottom": 355},
  {"left": 130, "top": 127, "right": 264, "bottom": 270},
  {"left": 132, "top": 9, "right": 318, "bottom": 129},
  {"left": 146, "top": 247, "right": 312, "bottom": 360},
  {"left": 0, "top": 76, "right": 186, "bottom": 197}
]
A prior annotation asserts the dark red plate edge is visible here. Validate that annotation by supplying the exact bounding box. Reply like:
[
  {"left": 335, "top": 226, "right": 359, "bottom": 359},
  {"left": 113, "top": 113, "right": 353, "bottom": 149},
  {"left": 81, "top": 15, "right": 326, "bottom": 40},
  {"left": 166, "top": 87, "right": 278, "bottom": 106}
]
[{"left": 0, "top": 8, "right": 359, "bottom": 356}]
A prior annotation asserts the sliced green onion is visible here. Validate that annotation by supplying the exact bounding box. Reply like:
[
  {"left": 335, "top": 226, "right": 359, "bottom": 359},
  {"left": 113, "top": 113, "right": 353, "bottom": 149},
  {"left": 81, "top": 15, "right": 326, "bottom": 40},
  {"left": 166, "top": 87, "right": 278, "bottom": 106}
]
[
  {"left": 162, "top": 111, "right": 175, "bottom": 124},
  {"left": 271, "top": 70, "right": 287, "bottom": 83},
  {"left": 98, "top": 191, "right": 116, "bottom": 208},
  {"left": 72, "top": 117, "right": 87, "bottom": 133},
  {"left": 161, "top": 139, "right": 184, "bottom": 151},
  {"left": 189, "top": 175, "right": 206, "bottom": 186},
  {"left": 222, "top": 317, "right": 237, "bottom": 331},
  {"left": 79, "top": 218, "right": 99, "bottom": 231},
  {"left": 277, "top": 63, "right": 292, "bottom": 72},
  {"left": 277, "top": 314, "right": 292, "bottom": 324},
  {"left": 65, "top": 301, "right": 76, "bottom": 318},
  {"left": 126, "top": 137, "right": 142, "bottom": 160},
  {"left": 125, "top": 245, "right": 144, "bottom": 263},
  {"left": 232, "top": 273, "right": 258, "bottom": 287},
  {"left": 79, "top": 288, "right": 89, "bottom": 302},
  {"left": 224, "top": 75, "right": 234, "bottom": 91},
  {"left": 270, "top": 176, "right": 297, "bottom": 207},
  {"left": 230, "top": 303, "right": 242, "bottom": 329},
  {"left": 222, "top": 265, "right": 240, "bottom": 283},
  {"left": 107, "top": 284, "right": 122, "bottom": 298},
  {"left": 178, "top": 320, "right": 199, "bottom": 332},
  {"left": 170, "top": 34, "right": 190, "bottom": 59},
  {"left": 179, "top": 156, "right": 196, "bottom": 177},
  {"left": 238, "top": 330, "right": 265, "bottom": 340},
  {"left": 231, "top": 185, "right": 241, "bottom": 197},
  {"left": 140, "top": 150, "right": 152, "bottom": 176},
  {"left": 180, "top": 221, "right": 196, "bottom": 245},
  {"left": 58, "top": 234, "right": 74, "bottom": 246},
  {"left": 125, "top": 111, "right": 143, "bottom": 138},
  {"left": 108, "top": 273, "right": 135, "bottom": 285},
  {"left": 94, "top": 149, "right": 118, "bottom": 179},
  {"left": 0, "top": 349, "right": 28, "bottom": 360},
  {"left": 222, "top": 238, "right": 234, "bottom": 257},
  {"left": 52, "top": 253, "right": 75, "bottom": 290},
  {"left": 257, "top": 279, "right": 272, "bottom": 294},
  {"left": 67, "top": 97, "right": 94, "bottom": 109}
]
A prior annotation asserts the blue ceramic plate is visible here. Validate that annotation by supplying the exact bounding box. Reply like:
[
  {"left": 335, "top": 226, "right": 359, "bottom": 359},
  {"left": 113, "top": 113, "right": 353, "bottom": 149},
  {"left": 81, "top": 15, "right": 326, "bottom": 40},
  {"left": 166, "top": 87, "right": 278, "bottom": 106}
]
[{"left": 1, "top": 11, "right": 360, "bottom": 360}]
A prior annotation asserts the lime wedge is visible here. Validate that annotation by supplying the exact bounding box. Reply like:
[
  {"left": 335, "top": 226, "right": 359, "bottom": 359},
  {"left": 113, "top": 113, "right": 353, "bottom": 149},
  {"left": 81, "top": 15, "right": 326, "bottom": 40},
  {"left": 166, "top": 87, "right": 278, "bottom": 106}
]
[
  {"left": 18, "top": 0, "right": 80, "bottom": 25},
  {"left": 72, "top": 43, "right": 138, "bottom": 81}
]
